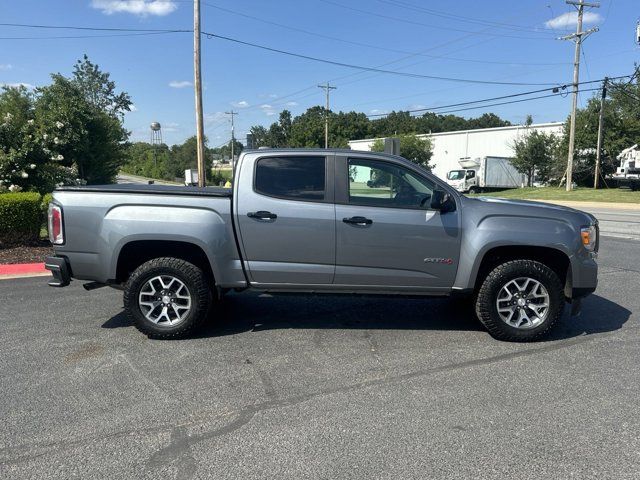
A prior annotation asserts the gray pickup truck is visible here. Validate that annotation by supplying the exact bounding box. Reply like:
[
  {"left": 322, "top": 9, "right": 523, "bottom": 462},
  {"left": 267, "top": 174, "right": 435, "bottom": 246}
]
[{"left": 45, "top": 149, "right": 598, "bottom": 342}]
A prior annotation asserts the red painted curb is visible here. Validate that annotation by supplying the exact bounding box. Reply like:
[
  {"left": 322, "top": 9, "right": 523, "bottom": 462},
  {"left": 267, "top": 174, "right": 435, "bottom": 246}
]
[{"left": 0, "top": 262, "right": 47, "bottom": 275}]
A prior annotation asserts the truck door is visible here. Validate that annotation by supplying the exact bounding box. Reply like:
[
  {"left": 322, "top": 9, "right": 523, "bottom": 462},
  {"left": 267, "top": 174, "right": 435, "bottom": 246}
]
[
  {"left": 334, "top": 156, "right": 461, "bottom": 289},
  {"left": 235, "top": 153, "right": 336, "bottom": 286}
]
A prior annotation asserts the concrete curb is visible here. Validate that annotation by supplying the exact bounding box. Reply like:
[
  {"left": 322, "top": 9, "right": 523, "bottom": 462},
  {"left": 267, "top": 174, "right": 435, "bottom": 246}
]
[{"left": 0, "top": 262, "right": 49, "bottom": 281}]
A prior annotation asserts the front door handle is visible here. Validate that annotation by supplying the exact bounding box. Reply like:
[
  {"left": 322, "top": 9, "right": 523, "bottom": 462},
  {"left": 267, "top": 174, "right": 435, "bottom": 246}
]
[
  {"left": 343, "top": 216, "right": 373, "bottom": 226},
  {"left": 248, "top": 210, "right": 277, "bottom": 220}
]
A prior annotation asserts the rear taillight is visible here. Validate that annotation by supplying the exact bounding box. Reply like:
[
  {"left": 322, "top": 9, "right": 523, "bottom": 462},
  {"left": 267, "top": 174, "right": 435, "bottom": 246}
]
[{"left": 48, "top": 204, "right": 64, "bottom": 245}]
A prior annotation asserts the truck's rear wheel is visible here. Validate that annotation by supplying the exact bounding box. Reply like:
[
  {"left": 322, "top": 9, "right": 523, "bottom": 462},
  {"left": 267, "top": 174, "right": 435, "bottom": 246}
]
[
  {"left": 474, "top": 260, "right": 563, "bottom": 342},
  {"left": 123, "top": 257, "right": 212, "bottom": 339}
]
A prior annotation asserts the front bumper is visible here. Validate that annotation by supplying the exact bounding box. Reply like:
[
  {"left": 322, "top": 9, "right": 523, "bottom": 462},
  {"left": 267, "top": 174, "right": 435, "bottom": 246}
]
[{"left": 44, "top": 255, "right": 71, "bottom": 287}]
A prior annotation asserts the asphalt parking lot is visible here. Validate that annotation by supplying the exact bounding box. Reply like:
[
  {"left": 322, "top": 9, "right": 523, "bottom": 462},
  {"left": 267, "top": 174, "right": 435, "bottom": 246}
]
[{"left": 1, "top": 235, "right": 639, "bottom": 479}]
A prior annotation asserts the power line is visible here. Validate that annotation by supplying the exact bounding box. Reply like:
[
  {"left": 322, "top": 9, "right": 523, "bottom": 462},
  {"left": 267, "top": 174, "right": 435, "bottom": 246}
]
[
  {"left": 365, "top": 75, "right": 630, "bottom": 118},
  {"left": 318, "top": 0, "right": 559, "bottom": 40},
  {"left": 0, "top": 22, "right": 191, "bottom": 33},
  {"left": 220, "top": 3, "right": 550, "bottom": 115},
  {"left": 201, "top": 31, "right": 560, "bottom": 86},
  {"left": 0, "top": 32, "right": 186, "bottom": 40},
  {"left": 420, "top": 87, "right": 602, "bottom": 116},
  {"left": 201, "top": 1, "right": 567, "bottom": 66}
]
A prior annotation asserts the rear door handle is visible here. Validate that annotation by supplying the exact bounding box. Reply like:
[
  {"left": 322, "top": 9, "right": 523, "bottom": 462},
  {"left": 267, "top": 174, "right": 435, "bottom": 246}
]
[
  {"left": 247, "top": 210, "right": 277, "bottom": 220},
  {"left": 343, "top": 216, "right": 373, "bottom": 226}
]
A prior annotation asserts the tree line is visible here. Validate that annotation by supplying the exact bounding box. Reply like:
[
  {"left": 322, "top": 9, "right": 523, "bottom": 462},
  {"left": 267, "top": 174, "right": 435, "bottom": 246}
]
[{"left": 3, "top": 54, "right": 637, "bottom": 192}]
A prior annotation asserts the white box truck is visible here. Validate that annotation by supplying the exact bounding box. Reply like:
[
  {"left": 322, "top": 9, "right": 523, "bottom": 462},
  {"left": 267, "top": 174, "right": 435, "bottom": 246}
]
[{"left": 446, "top": 156, "right": 524, "bottom": 194}]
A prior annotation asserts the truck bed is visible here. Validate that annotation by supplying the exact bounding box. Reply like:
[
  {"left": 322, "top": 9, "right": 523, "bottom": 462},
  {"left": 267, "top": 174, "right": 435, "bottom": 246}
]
[{"left": 56, "top": 184, "right": 232, "bottom": 197}]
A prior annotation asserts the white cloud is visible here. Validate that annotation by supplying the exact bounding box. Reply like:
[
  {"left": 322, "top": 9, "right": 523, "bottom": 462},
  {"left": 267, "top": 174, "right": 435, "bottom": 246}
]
[
  {"left": 91, "top": 0, "right": 177, "bottom": 16},
  {"left": 259, "top": 103, "right": 277, "bottom": 116},
  {"left": 0, "top": 64, "right": 12, "bottom": 71},
  {"left": 231, "top": 100, "right": 250, "bottom": 108},
  {"left": 406, "top": 104, "right": 426, "bottom": 111},
  {"left": 1, "top": 82, "right": 35, "bottom": 89},
  {"left": 285, "top": 101, "right": 298, "bottom": 107},
  {"left": 369, "top": 109, "right": 389, "bottom": 115},
  {"left": 169, "top": 80, "right": 192, "bottom": 88},
  {"left": 545, "top": 11, "right": 601, "bottom": 29},
  {"left": 128, "top": 104, "right": 138, "bottom": 112}
]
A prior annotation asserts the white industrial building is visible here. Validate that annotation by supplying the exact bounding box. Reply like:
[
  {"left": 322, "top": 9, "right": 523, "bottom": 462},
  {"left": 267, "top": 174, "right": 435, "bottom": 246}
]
[{"left": 347, "top": 122, "right": 564, "bottom": 180}]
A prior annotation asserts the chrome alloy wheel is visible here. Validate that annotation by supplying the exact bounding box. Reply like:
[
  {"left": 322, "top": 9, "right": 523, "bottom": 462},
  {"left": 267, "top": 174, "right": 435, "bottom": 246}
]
[
  {"left": 496, "top": 277, "right": 550, "bottom": 329},
  {"left": 138, "top": 275, "right": 192, "bottom": 325}
]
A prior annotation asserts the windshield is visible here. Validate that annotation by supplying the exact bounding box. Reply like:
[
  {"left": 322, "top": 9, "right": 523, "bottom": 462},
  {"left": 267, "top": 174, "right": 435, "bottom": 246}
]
[{"left": 447, "top": 170, "right": 466, "bottom": 180}]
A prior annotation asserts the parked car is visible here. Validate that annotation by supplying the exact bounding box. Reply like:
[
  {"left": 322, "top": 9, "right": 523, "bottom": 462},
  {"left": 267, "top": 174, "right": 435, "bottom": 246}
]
[{"left": 45, "top": 149, "right": 598, "bottom": 342}]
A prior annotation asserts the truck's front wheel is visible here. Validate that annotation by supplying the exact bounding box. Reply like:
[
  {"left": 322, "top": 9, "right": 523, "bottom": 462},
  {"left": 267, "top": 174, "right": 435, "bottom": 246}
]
[
  {"left": 474, "top": 260, "right": 563, "bottom": 342},
  {"left": 123, "top": 257, "right": 212, "bottom": 339}
]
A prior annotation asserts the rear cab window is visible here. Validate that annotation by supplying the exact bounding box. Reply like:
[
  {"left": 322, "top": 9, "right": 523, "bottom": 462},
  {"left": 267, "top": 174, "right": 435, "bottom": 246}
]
[{"left": 255, "top": 156, "right": 326, "bottom": 201}]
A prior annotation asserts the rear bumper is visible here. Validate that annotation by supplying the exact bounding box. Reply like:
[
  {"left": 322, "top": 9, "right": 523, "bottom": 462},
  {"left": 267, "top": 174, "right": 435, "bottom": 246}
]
[{"left": 44, "top": 256, "right": 71, "bottom": 287}]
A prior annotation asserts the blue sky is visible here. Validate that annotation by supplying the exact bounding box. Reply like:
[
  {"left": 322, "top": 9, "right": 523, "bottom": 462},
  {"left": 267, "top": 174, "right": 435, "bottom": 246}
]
[{"left": 0, "top": 0, "right": 638, "bottom": 146}]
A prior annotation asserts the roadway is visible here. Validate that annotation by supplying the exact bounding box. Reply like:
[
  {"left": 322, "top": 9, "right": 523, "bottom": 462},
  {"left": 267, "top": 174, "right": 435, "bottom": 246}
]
[
  {"left": 1, "top": 235, "right": 638, "bottom": 479},
  {"left": 581, "top": 206, "right": 640, "bottom": 241}
]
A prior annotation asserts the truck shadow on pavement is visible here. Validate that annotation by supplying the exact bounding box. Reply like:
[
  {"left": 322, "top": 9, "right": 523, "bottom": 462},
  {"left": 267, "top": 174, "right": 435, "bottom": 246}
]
[{"left": 102, "top": 292, "right": 631, "bottom": 341}]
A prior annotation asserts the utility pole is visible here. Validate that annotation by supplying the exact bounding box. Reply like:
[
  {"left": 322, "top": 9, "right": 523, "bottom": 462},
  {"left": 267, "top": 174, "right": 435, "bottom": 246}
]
[
  {"left": 559, "top": 0, "right": 599, "bottom": 191},
  {"left": 318, "top": 82, "right": 336, "bottom": 149},
  {"left": 594, "top": 77, "right": 607, "bottom": 189},
  {"left": 225, "top": 110, "right": 237, "bottom": 167},
  {"left": 193, "top": 0, "right": 206, "bottom": 187}
]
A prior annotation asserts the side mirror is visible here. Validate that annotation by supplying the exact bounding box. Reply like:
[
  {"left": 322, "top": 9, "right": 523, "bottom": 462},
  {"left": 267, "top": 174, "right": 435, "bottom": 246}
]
[{"left": 430, "top": 189, "right": 456, "bottom": 213}]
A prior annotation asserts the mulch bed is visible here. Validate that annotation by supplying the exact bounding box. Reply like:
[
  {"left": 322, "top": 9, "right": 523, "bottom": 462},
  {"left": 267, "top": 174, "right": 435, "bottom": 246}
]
[{"left": 0, "top": 241, "right": 52, "bottom": 264}]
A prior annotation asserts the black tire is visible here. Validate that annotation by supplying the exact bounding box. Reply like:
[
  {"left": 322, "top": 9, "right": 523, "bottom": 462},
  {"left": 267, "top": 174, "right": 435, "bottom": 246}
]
[
  {"left": 468, "top": 186, "right": 480, "bottom": 194},
  {"left": 474, "top": 260, "right": 564, "bottom": 342},
  {"left": 123, "top": 257, "right": 212, "bottom": 339}
]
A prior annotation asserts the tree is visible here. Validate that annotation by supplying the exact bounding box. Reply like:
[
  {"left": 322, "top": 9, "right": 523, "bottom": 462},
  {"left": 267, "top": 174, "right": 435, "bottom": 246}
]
[
  {"left": 0, "top": 85, "right": 78, "bottom": 193},
  {"left": 121, "top": 142, "right": 172, "bottom": 180},
  {"left": 36, "top": 73, "right": 128, "bottom": 184},
  {"left": 511, "top": 129, "right": 557, "bottom": 186},
  {"left": 371, "top": 134, "right": 434, "bottom": 169},
  {"left": 289, "top": 106, "right": 326, "bottom": 147},
  {"left": 72, "top": 55, "right": 132, "bottom": 117},
  {"left": 554, "top": 75, "right": 640, "bottom": 186}
]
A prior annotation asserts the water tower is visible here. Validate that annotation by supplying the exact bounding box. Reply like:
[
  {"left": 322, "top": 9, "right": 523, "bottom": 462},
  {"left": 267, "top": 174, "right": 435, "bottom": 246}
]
[
  {"left": 150, "top": 122, "right": 162, "bottom": 168},
  {"left": 150, "top": 122, "right": 162, "bottom": 145}
]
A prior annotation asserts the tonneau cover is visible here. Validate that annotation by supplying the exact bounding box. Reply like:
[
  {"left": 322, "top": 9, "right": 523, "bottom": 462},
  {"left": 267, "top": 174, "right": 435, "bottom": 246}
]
[{"left": 56, "top": 183, "right": 232, "bottom": 197}]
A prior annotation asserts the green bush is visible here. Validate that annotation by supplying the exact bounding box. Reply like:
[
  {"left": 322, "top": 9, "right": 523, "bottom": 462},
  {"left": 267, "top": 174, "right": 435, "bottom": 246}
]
[{"left": 0, "top": 192, "right": 43, "bottom": 247}]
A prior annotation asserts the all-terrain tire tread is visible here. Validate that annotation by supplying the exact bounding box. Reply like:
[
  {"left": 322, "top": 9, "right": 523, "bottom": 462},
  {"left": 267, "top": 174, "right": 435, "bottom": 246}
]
[
  {"left": 123, "top": 257, "right": 211, "bottom": 339},
  {"left": 475, "top": 259, "right": 563, "bottom": 342}
]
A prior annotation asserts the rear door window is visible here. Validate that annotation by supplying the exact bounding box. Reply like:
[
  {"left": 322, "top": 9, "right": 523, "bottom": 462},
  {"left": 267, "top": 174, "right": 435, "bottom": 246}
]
[{"left": 255, "top": 156, "right": 326, "bottom": 201}]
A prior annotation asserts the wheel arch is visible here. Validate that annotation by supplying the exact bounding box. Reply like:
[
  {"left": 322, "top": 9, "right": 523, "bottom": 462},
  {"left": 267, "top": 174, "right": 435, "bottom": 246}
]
[
  {"left": 472, "top": 245, "right": 571, "bottom": 295},
  {"left": 115, "top": 239, "right": 216, "bottom": 285}
]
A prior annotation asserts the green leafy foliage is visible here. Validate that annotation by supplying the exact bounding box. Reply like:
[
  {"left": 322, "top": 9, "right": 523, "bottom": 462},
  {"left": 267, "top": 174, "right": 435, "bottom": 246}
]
[
  {"left": 248, "top": 108, "right": 511, "bottom": 149},
  {"left": 371, "top": 134, "right": 434, "bottom": 169},
  {"left": 0, "top": 55, "right": 130, "bottom": 192},
  {"left": 0, "top": 192, "right": 43, "bottom": 246},
  {"left": 555, "top": 75, "right": 640, "bottom": 186},
  {"left": 511, "top": 129, "right": 559, "bottom": 186}
]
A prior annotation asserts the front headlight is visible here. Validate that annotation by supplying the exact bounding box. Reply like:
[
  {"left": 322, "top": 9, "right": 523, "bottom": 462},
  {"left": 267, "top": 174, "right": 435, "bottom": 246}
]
[{"left": 580, "top": 225, "right": 597, "bottom": 251}]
